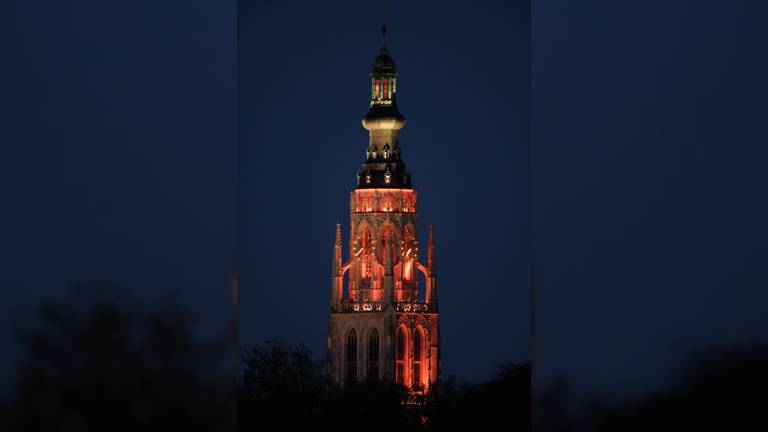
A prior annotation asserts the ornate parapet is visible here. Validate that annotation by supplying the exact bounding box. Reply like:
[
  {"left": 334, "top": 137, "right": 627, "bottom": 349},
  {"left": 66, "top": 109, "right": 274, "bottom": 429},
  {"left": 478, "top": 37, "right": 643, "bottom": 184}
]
[
  {"left": 350, "top": 189, "right": 417, "bottom": 214},
  {"left": 394, "top": 302, "right": 429, "bottom": 313},
  {"left": 336, "top": 300, "right": 430, "bottom": 313},
  {"left": 339, "top": 301, "right": 385, "bottom": 313}
]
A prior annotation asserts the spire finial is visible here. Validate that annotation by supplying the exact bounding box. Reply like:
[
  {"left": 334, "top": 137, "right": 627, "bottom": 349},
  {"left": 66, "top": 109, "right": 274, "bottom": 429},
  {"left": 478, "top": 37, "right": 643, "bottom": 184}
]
[
  {"left": 379, "top": 0, "right": 388, "bottom": 46},
  {"left": 428, "top": 224, "right": 436, "bottom": 275}
]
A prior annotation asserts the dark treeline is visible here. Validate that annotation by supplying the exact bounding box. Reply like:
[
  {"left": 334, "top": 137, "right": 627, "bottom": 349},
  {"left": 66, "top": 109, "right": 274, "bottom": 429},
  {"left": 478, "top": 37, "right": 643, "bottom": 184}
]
[
  {"left": 0, "top": 283, "right": 529, "bottom": 431},
  {"left": 5, "top": 284, "right": 766, "bottom": 431},
  {"left": 536, "top": 345, "right": 768, "bottom": 431},
  {"left": 238, "top": 340, "right": 531, "bottom": 431},
  {"left": 0, "top": 282, "right": 233, "bottom": 432}
]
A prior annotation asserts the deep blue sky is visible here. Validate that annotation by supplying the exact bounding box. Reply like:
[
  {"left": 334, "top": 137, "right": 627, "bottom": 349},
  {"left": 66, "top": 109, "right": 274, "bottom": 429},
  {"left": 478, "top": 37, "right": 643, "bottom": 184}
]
[
  {"left": 238, "top": 0, "right": 531, "bottom": 382},
  {"left": 1, "top": 0, "right": 236, "bottom": 391},
  {"left": 534, "top": 0, "right": 768, "bottom": 401},
  {"left": 5, "top": 0, "right": 768, "bottom": 406}
]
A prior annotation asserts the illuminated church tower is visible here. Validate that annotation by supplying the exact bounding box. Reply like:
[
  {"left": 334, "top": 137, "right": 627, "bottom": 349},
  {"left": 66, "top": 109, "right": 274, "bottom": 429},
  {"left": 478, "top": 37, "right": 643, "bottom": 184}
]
[{"left": 328, "top": 28, "right": 440, "bottom": 393}]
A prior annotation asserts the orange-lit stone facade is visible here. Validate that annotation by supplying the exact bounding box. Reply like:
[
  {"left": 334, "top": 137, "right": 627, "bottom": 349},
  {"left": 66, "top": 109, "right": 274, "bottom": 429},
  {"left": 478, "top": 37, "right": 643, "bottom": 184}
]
[
  {"left": 328, "top": 189, "right": 439, "bottom": 393},
  {"left": 328, "top": 35, "right": 439, "bottom": 394}
]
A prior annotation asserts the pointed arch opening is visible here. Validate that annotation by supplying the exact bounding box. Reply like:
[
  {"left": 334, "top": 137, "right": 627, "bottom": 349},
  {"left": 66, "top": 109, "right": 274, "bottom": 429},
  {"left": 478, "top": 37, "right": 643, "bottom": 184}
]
[
  {"left": 413, "top": 326, "right": 427, "bottom": 391},
  {"left": 358, "top": 223, "right": 373, "bottom": 292},
  {"left": 367, "top": 328, "right": 379, "bottom": 381},
  {"left": 399, "top": 223, "right": 417, "bottom": 301},
  {"left": 377, "top": 221, "right": 395, "bottom": 264},
  {"left": 346, "top": 328, "right": 358, "bottom": 386},
  {"left": 396, "top": 326, "right": 408, "bottom": 386}
]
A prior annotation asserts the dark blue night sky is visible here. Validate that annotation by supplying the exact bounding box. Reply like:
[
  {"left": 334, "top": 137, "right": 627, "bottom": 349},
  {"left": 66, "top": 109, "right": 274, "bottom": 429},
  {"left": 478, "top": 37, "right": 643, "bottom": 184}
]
[
  {"left": 238, "top": 0, "right": 531, "bottom": 383},
  {"left": 4, "top": 0, "right": 768, "bottom": 406},
  {"left": 534, "top": 0, "right": 768, "bottom": 401},
  {"left": 2, "top": 0, "right": 236, "bottom": 392}
]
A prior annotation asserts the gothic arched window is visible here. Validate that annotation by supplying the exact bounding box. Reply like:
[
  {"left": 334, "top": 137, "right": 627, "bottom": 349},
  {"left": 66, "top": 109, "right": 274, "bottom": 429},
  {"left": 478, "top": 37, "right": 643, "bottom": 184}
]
[
  {"left": 368, "top": 328, "right": 379, "bottom": 381},
  {"left": 378, "top": 222, "right": 394, "bottom": 263},
  {"left": 396, "top": 327, "right": 406, "bottom": 385},
  {"left": 413, "top": 328, "right": 423, "bottom": 390},
  {"left": 346, "top": 329, "right": 357, "bottom": 386},
  {"left": 401, "top": 224, "right": 416, "bottom": 297},
  {"left": 359, "top": 225, "right": 372, "bottom": 289}
]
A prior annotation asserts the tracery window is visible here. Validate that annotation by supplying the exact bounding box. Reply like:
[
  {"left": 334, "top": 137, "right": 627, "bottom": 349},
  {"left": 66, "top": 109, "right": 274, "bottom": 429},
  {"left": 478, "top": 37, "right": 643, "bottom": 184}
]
[
  {"left": 359, "top": 225, "right": 372, "bottom": 289},
  {"left": 396, "top": 327, "right": 406, "bottom": 385},
  {"left": 368, "top": 328, "right": 379, "bottom": 381},
  {"left": 378, "top": 222, "right": 394, "bottom": 263},
  {"left": 346, "top": 329, "right": 358, "bottom": 386},
  {"left": 413, "top": 329, "right": 423, "bottom": 390},
  {"left": 401, "top": 224, "right": 416, "bottom": 294}
]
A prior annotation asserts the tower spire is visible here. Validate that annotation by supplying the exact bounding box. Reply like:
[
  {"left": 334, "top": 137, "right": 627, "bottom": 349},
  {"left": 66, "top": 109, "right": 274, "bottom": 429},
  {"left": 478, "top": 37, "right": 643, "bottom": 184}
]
[
  {"left": 329, "top": 11, "right": 440, "bottom": 389},
  {"left": 331, "top": 223, "right": 344, "bottom": 307},
  {"left": 428, "top": 224, "right": 436, "bottom": 275},
  {"left": 358, "top": 9, "right": 410, "bottom": 190},
  {"left": 333, "top": 223, "right": 342, "bottom": 274},
  {"left": 427, "top": 224, "right": 438, "bottom": 311}
]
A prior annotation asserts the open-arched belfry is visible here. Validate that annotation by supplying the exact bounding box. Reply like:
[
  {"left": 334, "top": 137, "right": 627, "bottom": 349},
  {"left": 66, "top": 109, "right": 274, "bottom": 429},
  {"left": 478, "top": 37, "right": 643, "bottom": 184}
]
[{"left": 327, "top": 28, "right": 440, "bottom": 394}]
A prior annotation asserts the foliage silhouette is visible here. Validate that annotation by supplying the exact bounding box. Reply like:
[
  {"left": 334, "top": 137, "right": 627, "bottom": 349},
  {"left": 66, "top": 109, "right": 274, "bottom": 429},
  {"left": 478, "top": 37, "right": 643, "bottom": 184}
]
[
  {"left": 239, "top": 340, "right": 329, "bottom": 431},
  {"left": 1, "top": 282, "right": 232, "bottom": 432},
  {"left": 238, "top": 340, "right": 531, "bottom": 431},
  {"left": 425, "top": 363, "right": 531, "bottom": 431}
]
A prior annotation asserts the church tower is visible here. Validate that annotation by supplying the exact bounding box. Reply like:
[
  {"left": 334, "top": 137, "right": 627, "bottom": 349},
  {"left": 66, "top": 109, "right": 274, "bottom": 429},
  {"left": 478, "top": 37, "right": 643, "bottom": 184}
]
[{"left": 328, "top": 27, "right": 440, "bottom": 393}]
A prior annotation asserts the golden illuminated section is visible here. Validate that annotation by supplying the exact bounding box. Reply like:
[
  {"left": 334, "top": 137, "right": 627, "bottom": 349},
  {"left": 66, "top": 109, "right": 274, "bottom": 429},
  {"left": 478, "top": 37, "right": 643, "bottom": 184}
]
[{"left": 350, "top": 189, "right": 417, "bottom": 213}]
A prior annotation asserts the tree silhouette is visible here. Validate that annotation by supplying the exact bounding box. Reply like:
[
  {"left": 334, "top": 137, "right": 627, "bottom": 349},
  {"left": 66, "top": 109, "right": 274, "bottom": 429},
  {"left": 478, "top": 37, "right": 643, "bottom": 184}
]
[
  {"left": 425, "top": 363, "right": 531, "bottom": 431},
  {"left": 1, "top": 282, "right": 231, "bottom": 432},
  {"left": 323, "top": 380, "right": 420, "bottom": 432},
  {"left": 238, "top": 340, "right": 419, "bottom": 431},
  {"left": 238, "top": 341, "right": 531, "bottom": 432},
  {"left": 239, "top": 340, "right": 329, "bottom": 431}
]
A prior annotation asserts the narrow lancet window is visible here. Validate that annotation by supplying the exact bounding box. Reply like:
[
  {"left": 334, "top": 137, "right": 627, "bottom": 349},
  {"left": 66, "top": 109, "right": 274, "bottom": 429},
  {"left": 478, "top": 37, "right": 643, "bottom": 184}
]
[
  {"left": 413, "top": 329, "right": 422, "bottom": 389},
  {"left": 396, "top": 327, "right": 406, "bottom": 385},
  {"left": 368, "top": 328, "right": 379, "bottom": 380},
  {"left": 347, "top": 329, "right": 358, "bottom": 386}
]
